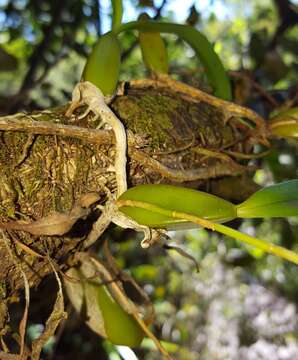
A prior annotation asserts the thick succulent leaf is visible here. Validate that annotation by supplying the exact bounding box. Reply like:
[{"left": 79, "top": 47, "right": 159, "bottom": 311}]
[
  {"left": 118, "top": 184, "right": 236, "bottom": 228},
  {"left": 138, "top": 13, "right": 168, "bottom": 74},
  {"left": 82, "top": 31, "right": 121, "bottom": 95},
  {"left": 111, "top": 0, "right": 123, "bottom": 32},
  {"left": 117, "top": 21, "right": 232, "bottom": 100},
  {"left": 236, "top": 180, "right": 298, "bottom": 218},
  {"left": 64, "top": 261, "right": 144, "bottom": 347},
  {"left": 268, "top": 107, "right": 298, "bottom": 138},
  {"left": 95, "top": 283, "right": 144, "bottom": 347}
]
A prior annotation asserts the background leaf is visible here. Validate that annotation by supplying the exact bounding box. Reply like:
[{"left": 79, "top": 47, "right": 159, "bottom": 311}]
[{"left": 117, "top": 21, "right": 232, "bottom": 100}]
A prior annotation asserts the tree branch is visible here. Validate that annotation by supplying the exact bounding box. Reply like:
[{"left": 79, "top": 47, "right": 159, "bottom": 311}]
[{"left": 270, "top": 0, "right": 298, "bottom": 48}]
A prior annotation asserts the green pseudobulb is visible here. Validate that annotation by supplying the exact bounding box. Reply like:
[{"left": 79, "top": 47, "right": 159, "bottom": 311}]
[
  {"left": 118, "top": 184, "right": 236, "bottom": 229},
  {"left": 117, "top": 21, "right": 232, "bottom": 100},
  {"left": 82, "top": 31, "right": 121, "bottom": 96},
  {"left": 118, "top": 181, "right": 298, "bottom": 229},
  {"left": 93, "top": 282, "right": 144, "bottom": 347},
  {"left": 64, "top": 267, "right": 144, "bottom": 347}
]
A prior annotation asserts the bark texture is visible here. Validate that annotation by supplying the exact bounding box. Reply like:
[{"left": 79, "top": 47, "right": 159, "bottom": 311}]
[{"left": 0, "top": 79, "right": 263, "bottom": 337}]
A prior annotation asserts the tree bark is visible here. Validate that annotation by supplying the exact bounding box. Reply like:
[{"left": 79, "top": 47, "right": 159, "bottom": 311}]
[{"left": 0, "top": 79, "right": 263, "bottom": 338}]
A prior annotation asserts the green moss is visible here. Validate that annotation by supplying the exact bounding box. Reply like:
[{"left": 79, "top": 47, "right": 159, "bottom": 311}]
[
  {"left": 31, "top": 105, "right": 69, "bottom": 124},
  {"left": 113, "top": 94, "right": 182, "bottom": 149}
]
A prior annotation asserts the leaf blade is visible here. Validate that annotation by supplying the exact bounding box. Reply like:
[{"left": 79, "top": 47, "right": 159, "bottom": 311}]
[
  {"left": 117, "top": 21, "right": 232, "bottom": 100},
  {"left": 236, "top": 180, "right": 298, "bottom": 218},
  {"left": 138, "top": 13, "right": 169, "bottom": 75}
]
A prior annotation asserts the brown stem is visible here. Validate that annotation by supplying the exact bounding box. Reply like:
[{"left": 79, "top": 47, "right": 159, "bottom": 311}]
[
  {"left": 0, "top": 114, "right": 112, "bottom": 145},
  {"left": 131, "top": 149, "right": 247, "bottom": 181}
]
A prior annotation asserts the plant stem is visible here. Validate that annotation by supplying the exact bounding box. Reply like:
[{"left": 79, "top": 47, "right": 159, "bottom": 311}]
[{"left": 117, "top": 199, "right": 298, "bottom": 265}]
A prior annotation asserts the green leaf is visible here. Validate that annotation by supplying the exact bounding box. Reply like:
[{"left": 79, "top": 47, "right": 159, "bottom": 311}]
[
  {"left": 111, "top": 0, "right": 123, "bottom": 32},
  {"left": 95, "top": 283, "right": 144, "bottom": 347},
  {"left": 117, "top": 21, "right": 232, "bottom": 100},
  {"left": 82, "top": 31, "right": 121, "bottom": 95},
  {"left": 138, "top": 13, "right": 169, "bottom": 75},
  {"left": 236, "top": 180, "right": 298, "bottom": 218},
  {"left": 118, "top": 184, "right": 236, "bottom": 228},
  {"left": 268, "top": 107, "right": 298, "bottom": 138},
  {"left": 64, "top": 260, "right": 144, "bottom": 347}
]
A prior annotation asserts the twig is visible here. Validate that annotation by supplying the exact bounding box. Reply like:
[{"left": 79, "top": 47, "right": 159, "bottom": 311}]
[
  {"left": 163, "top": 243, "right": 200, "bottom": 272},
  {"left": 31, "top": 257, "right": 66, "bottom": 360},
  {"left": 131, "top": 148, "right": 247, "bottom": 181},
  {"left": 10, "top": 234, "right": 44, "bottom": 259},
  {"left": 270, "top": 0, "right": 298, "bottom": 49},
  {"left": 5, "top": 3, "right": 67, "bottom": 113},
  {"left": 0, "top": 114, "right": 112, "bottom": 145},
  {"left": 282, "top": 89, "right": 298, "bottom": 110},
  {"left": 192, "top": 146, "right": 237, "bottom": 162},
  {"left": 13, "top": 134, "right": 35, "bottom": 168},
  {"left": 1, "top": 231, "right": 30, "bottom": 359},
  {"left": 229, "top": 71, "right": 279, "bottom": 107},
  {"left": 103, "top": 240, "right": 155, "bottom": 324},
  {"left": 223, "top": 149, "right": 271, "bottom": 159}
]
